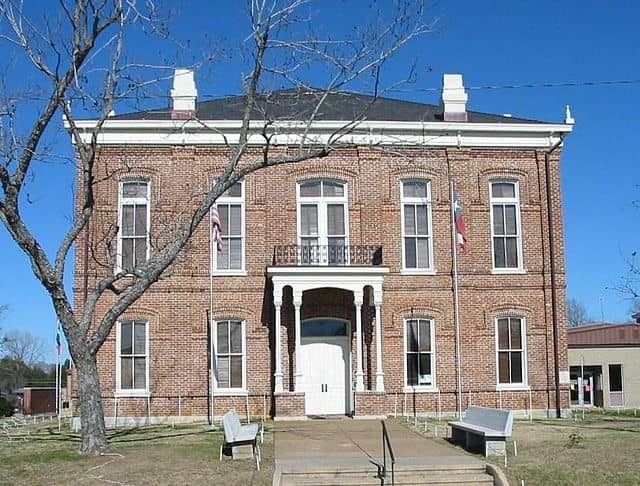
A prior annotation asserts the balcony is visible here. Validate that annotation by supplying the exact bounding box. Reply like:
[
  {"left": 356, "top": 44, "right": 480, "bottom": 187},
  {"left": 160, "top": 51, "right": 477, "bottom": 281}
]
[{"left": 272, "top": 245, "right": 383, "bottom": 267}]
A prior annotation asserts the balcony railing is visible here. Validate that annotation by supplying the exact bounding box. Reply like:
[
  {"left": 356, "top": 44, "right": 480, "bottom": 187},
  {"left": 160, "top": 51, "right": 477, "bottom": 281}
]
[{"left": 272, "top": 244, "right": 383, "bottom": 266}]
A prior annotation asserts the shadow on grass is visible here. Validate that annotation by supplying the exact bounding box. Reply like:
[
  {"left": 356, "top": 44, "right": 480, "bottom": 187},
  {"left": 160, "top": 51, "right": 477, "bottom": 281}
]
[
  {"left": 108, "top": 426, "right": 219, "bottom": 444},
  {"left": 528, "top": 418, "right": 640, "bottom": 434}
]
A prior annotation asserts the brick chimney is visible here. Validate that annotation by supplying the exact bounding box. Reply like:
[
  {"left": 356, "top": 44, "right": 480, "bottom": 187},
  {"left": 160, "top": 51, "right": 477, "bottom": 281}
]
[
  {"left": 170, "top": 68, "right": 197, "bottom": 119},
  {"left": 441, "top": 74, "right": 468, "bottom": 122}
]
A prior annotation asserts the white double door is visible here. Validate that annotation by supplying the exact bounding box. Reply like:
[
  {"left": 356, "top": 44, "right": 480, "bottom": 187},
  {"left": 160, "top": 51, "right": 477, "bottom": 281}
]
[{"left": 301, "top": 336, "right": 350, "bottom": 416}]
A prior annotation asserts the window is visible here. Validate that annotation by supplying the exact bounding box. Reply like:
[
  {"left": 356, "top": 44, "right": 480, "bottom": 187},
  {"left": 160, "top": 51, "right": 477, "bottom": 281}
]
[
  {"left": 118, "top": 181, "right": 149, "bottom": 271},
  {"left": 297, "top": 180, "right": 348, "bottom": 264},
  {"left": 401, "top": 180, "right": 433, "bottom": 271},
  {"left": 116, "top": 320, "right": 148, "bottom": 394},
  {"left": 490, "top": 181, "right": 522, "bottom": 270},
  {"left": 214, "top": 182, "right": 244, "bottom": 272},
  {"left": 302, "top": 318, "right": 348, "bottom": 338},
  {"left": 214, "top": 320, "right": 245, "bottom": 391},
  {"left": 405, "top": 318, "right": 435, "bottom": 388},
  {"left": 496, "top": 317, "right": 527, "bottom": 386},
  {"left": 609, "top": 364, "right": 623, "bottom": 392}
]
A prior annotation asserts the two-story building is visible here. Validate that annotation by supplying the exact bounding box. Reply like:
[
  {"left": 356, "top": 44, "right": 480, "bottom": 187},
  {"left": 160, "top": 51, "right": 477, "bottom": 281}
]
[{"left": 70, "top": 71, "right": 573, "bottom": 425}]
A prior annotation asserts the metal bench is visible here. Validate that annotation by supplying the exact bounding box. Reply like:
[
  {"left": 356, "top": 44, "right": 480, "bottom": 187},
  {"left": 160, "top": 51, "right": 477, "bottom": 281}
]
[
  {"left": 448, "top": 406, "right": 514, "bottom": 462},
  {"left": 220, "top": 409, "right": 261, "bottom": 470}
]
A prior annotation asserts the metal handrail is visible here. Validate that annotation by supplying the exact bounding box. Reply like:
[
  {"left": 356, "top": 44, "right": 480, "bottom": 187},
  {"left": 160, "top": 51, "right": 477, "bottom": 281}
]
[{"left": 380, "top": 420, "right": 395, "bottom": 485}]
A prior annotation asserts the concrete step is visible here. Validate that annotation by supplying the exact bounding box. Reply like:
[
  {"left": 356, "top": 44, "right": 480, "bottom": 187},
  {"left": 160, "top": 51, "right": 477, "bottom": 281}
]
[
  {"left": 280, "top": 471, "right": 494, "bottom": 486},
  {"left": 280, "top": 467, "right": 495, "bottom": 486}
]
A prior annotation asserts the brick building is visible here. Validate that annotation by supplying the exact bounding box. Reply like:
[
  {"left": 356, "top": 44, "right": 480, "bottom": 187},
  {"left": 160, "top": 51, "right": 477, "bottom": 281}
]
[{"left": 70, "top": 71, "right": 573, "bottom": 425}]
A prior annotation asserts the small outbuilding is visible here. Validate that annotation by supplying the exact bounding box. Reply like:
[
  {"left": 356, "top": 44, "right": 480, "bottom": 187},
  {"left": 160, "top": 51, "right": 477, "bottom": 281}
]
[
  {"left": 15, "top": 387, "right": 57, "bottom": 415},
  {"left": 568, "top": 323, "right": 640, "bottom": 409}
]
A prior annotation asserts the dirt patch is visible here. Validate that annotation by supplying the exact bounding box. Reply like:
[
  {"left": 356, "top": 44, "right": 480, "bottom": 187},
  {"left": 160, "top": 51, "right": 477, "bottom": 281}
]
[{"left": 0, "top": 423, "right": 273, "bottom": 485}]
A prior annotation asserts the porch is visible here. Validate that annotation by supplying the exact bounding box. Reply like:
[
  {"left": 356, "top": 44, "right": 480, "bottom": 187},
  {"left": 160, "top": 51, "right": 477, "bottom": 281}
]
[{"left": 268, "top": 245, "right": 389, "bottom": 418}]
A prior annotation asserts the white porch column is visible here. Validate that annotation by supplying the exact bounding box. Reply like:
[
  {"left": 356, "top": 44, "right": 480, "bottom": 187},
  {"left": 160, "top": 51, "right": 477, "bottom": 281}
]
[
  {"left": 273, "top": 287, "right": 284, "bottom": 393},
  {"left": 374, "top": 290, "right": 385, "bottom": 392},
  {"left": 293, "top": 290, "right": 303, "bottom": 391},
  {"left": 354, "top": 289, "right": 365, "bottom": 392}
]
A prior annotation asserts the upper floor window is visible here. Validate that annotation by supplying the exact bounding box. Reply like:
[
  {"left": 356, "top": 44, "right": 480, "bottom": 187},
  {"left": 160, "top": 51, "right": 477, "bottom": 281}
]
[
  {"left": 214, "top": 182, "right": 244, "bottom": 272},
  {"left": 118, "top": 181, "right": 149, "bottom": 271},
  {"left": 213, "top": 319, "right": 245, "bottom": 391},
  {"left": 490, "top": 181, "right": 522, "bottom": 271},
  {"left": 405, "top": 317, "right": 436, "bottom": 389},
  {"left": 116, "top": 320, "right": 149, "bottom": 395},
  {"left": 401, "top": 180, "right": 433, "bottom": 271},
  {"left": 496, "top": 316, "right": 527, "bottom": 387},
  {"left": 297, "top": 180, "right": 348, "bottom": 264}
]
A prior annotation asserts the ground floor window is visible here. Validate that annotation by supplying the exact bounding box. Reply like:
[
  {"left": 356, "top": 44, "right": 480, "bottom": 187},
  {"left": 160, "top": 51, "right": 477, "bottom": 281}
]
[
  {"left": 405, "top": 318, "right": 435, "bottom": 387},
  {"left": 117, "top": 320, "right": 148, "bottom": 393},
  {"left": 496, "top": 316, "right": 526, "bottom": 386},
  {"left": 214, "top": 319, "right": 245, "bottom": 390}
]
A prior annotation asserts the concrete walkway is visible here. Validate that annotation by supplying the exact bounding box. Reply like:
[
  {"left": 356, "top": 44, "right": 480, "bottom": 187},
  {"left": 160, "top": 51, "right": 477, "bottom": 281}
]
[{"left": 274, "top": 419, "right": 482, "bottom": 469}]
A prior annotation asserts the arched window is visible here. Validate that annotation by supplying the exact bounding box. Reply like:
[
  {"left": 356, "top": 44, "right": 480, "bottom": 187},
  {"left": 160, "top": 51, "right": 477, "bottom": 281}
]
[
  {"left": 404, "top": 317, "right": 436, "bottom": 389},
  {"left": 495, "top": 316, "right": 527, "bottom": 387},
  {"left": 490, "top": 181, "right": 522, "bottom": 271},
  {"left": 213, "top": 181, "right": 244, "bottom": 272},
  {"left": 213, "top": 319, "right": 246, "bottom": 392},
  {"left": 297, "top": 180, "right": 348, "bottom": 264},
  {"left": 401, "top": 180, "right": 433, "bottom": 271}
]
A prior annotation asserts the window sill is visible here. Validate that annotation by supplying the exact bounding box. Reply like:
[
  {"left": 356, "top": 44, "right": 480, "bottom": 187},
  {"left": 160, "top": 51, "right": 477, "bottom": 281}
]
[
  {"left": 214, "top": 389, "right": 248, "bottom": 396},
  {"left": 403, "top": 386, "right": 439, "bottom": 393},
  {"left": 115, "top": 390, "right": 151, "bottom": 398},
  {"left": 491, "top": 268, "right": 527, "bottom": 275},
  {"left": 496, "top": 384, "right": 530, "bottom": 391},
  {"left": 212, "top": 271, "right": 248, "bottom": 277},
  {"left": 400, "top": 269, "right": 437, "bottom": 276}
]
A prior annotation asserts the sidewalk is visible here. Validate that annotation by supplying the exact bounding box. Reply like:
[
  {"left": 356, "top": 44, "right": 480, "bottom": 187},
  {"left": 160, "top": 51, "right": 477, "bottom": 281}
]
[{"left": 274, "top": 418, "right": 481, "bottom": 467}]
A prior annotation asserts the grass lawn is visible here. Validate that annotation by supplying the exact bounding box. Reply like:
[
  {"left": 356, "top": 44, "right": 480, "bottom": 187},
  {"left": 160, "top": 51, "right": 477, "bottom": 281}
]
[
  {"left": 0, "top": 419, "right": 273, "bottom": 485},
  {"left": 405, "top": 410, "right": 640, "bottom": 486}
]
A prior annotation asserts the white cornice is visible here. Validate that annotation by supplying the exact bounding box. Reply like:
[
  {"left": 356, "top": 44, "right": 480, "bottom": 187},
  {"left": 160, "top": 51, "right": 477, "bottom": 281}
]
[{"left": 66, "top": 118, "right": 573, "bottom": 148}]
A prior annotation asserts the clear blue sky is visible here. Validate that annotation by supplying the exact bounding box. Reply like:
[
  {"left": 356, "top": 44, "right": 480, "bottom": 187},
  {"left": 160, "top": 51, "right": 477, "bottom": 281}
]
[{"left": 1, "top": 1, "right": 639, "bottom": 361}]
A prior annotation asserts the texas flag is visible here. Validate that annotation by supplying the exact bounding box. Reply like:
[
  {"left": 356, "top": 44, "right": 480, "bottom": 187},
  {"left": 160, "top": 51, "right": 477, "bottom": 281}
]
[{"left": 453, "top": 190, "right": 469, "bottom": 254}]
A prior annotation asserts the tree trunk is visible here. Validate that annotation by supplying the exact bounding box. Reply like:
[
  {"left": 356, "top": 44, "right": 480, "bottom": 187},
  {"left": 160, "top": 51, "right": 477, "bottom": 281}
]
[{"left": 75, "top": 351, "right": 109, "bottom": 453}]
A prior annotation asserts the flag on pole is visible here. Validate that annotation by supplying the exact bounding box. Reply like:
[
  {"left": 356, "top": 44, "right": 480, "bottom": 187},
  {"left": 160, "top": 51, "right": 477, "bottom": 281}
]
[
  {"left": 56, "top": 328, "right": 61, "bottom": 357},
  {"left": 453, "top": 190, "right": 469, "bottom": 253},
  {"left": 210, "top": 206, "right": 223, "bottom": 252}
]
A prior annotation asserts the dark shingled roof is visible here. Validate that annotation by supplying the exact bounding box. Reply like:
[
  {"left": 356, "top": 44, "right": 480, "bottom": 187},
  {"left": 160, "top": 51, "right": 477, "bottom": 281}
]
[{"left": 112, "top": 88, "right": 544, "bottom": 124}]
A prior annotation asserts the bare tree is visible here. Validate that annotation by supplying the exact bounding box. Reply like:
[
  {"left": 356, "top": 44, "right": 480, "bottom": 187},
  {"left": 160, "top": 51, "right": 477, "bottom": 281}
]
[
  {"left": 567, "top": 298, "right": 591, "bottom": 327},
  {"left": 0, "top": 0, "right": 432, "bottom": 453},
  {"left": 2, "top": 330, "right": 47, "bottom": 365},
  {"left": 0, "top": 304, "right": 7, "bottom": 352}
]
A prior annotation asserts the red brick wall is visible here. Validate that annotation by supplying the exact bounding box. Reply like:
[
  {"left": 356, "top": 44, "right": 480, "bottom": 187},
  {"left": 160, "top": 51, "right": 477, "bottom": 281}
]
[{"left": 72, "top": 145, "right": 569, "bottom": 420}]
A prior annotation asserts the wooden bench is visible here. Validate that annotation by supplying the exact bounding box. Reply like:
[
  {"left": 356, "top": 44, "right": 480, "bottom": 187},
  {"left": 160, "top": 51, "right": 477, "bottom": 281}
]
[
  {"left": 220, "top": 409, "right": 261, "bottom": 470},
  {"left": 448, "top": 406, "right": 513, "bottom": 460}
]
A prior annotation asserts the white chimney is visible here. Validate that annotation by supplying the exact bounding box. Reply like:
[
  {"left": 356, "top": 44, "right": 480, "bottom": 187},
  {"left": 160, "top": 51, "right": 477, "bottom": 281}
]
[
  {"left": 441, "top": 74, "right": 468, "bottom": 122},
  {"left": 170, "top": 68, "right": 197, "bottom": 117}
]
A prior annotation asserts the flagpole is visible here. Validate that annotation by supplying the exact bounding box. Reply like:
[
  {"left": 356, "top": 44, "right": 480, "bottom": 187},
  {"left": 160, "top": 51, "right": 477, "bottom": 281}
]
[
  {"left": 55, "top": 323, "right": 59, "bottom": 417},
  {"left": 450, "top": 181, "right": 463, "bottom": 419},
  {"left": 209, "top": 207, "right": 215, "bottom": 428}
]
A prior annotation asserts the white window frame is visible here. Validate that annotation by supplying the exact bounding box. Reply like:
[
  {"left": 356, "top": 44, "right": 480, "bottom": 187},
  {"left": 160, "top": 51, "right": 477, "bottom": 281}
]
[
  {"left": 212, "top": 319, "right": 247, "bottom": 395},
  {"left": 403, "top": 317, "right": 438, "bottom": 393},
  {"left": 495, "top": 316, "right": 529, "bottom": 390},
  {"left": 490, "top": 180, "right": 524, "bottom": 273},
  {"left": 117, "top": 180, "right": 151, "bottom": 273},
  {"left": 296, "top": 179, "right": 349, "bottom": 263},
  {"left": 401, "top": 180, "right": 435, "bottom": 274},
  {"left": 212, "top": 181, "right": 246, "bottom": 275},
  {"left": 115, "top": 320, "right": 150, "bottom": 397}
]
